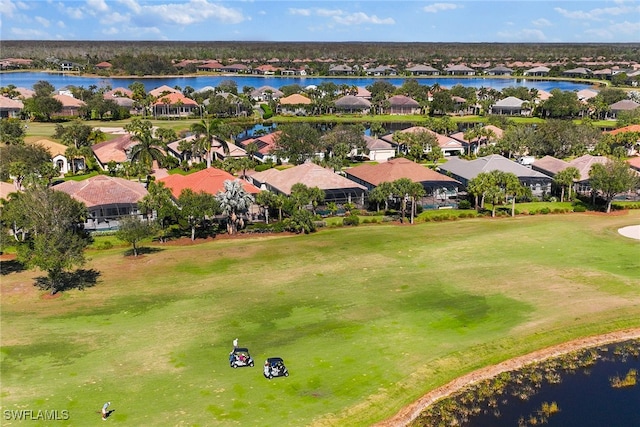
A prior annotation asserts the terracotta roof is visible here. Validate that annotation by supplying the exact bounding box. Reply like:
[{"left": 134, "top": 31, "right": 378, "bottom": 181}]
[
  {"left": 346, "top": 158, "right": 458, "bottom": 186},
  {"left": 606, "top": 124, "right": 640, "bottom": 135},
  {"left": 0, "top": 96, "right": 23, "bottom": 109},
  {"left": 91, "top": 134, "right": 137, "bottom": 164},
  {"left": 53, "top": 175, "right": 148, "bottom": 207},
  {"left": 0, "top": 181, "right": 17, "bottom": 200},
  {"left": 240, "top": 132, "right": 281, "bottom": 155},
  {"left": 568, "top": 154, "right": 610, "bottom": 181},
  {"left": 251, "top": 162, "right": 366, "bottom": 195},
  {"left": 152, "top": 92, "right": 198, "bottom": 106},
  {"left": 149, "top": 85, "right": 181, "bottom": 98},
  {"left": 53, "top": 94, "right": 86, "bottom": 108},
  {"left": 279, "top": 94, "right": 312, "bottom": 105},
  {"left": 382, "top": 126, "right": 463, "bottom": 150},
  {"left": 104, "top": 87, "right": 133, "bottom": 99},
  {"left": 363, "top": 135, "right": 394, "bottom": 151},
  {"left": 95, "top": 61, "right": 112, "bottom": 68},
  {"left": 532, "top": 155, "right": 570, "bottom": 176},
  {"left": 212, "top": 141, "right": 247, "bottom": 159},
  {"left": 16, "top": 87, "right": 35, "bottom": 99},
  {"left": 29, "top": 139, "right": 68, "bottom": 157},
  {"left": 627, "top": 156, "right": 640, "bottom": 171},
  {"left": 159, "top": 168, "right": 259, "bottom": 199}
]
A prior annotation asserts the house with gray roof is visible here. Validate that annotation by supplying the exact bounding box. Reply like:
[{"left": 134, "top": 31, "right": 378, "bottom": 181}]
[
  {"left": 329, "top": 64, "right": 354, "bottom": 75},
  {"left": 250, "top": 86, "right": 284, "bottom": 102},
  {"left": 406, "top": 64, "right": 440, "bottom": 76},
  {"left": 490, "top": 96, "right": 531, "bottom": 116},
  {"left": 388, "top": 95, "right": 420, "bottom": 115},
  {"left": 609, "top": 100, "right": 640, "bottom": 119},
  {"left": 334, "top": 95, "right": 371, "bottom": 114},
  {"left": 445, "top": 64, "right": 475, "bottom": 76},
  {"left": 438, "top": 154, "right": 552, "bottom": 197},
  {"left": 523, "top": 66, "right": 550, "bottom": 76},
  {"left": 365, "top": 65, "right": 396, "bottom": 76},
  {"left": 362, "top": 135, "right": 396, "bottom": 162},
  {"left": 486, "top": 66, "right": 513, "bottom": 76},
  {"left": 562, "top": 67, "right": 592, "bottom": 78}
]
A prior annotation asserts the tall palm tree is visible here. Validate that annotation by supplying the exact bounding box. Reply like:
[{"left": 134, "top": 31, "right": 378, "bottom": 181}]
[
  {"left": 191, "top": 118, "right": 228, "bottom": 167},
  {"left": 129, "top": 128, "right": 166, "bottom": 170}
]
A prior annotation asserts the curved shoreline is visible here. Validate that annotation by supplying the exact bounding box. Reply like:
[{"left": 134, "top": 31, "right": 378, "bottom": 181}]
[{"left": 374, "top": 328, "right": 640, "bottom": 427}]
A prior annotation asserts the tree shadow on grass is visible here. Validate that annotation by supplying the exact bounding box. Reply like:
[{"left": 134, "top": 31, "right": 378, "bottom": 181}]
[
  {"left": 0, "top": 259, "right": 26, "bottom": 275},
  {"left": 34, "top": 269, "right": 101, "bottom": 294},
  {"left": 123, "top": 246, "right": 164, "bottom": 257}
]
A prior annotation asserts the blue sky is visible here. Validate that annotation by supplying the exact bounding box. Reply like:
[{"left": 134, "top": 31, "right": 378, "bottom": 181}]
[{"left": 1, "top": 0, "right": 639, "bottom": 42}]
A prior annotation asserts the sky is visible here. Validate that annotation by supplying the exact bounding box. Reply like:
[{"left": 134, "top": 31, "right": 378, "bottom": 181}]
[{"left": 0, "top": 0, "right": 639, "bottom": 43}]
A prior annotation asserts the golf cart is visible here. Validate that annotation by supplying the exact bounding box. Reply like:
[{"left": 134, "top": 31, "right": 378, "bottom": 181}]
[
  {"left": 229, "top": 348, "right": 254, "bottom": 368},
  {"left": 263, "top": 357, "right": 289, "bottom": 379}
]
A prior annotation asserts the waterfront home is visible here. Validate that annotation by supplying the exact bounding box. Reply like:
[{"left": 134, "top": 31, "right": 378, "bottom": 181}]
[
  {"left": 490, "top": 96, "right": 531, "bottom": 116},
  {"left": 52, "top": 94, "right": 85, "bottom": 117},
  {"left": 406, "top": 64, "right": 440, "bottom": 76},
  {"left": 0, "top": 96, "right": 23, "bottom": 118},
  {"left": 523, "top": 66, "right": 550, "bottom": 76},
  {"left": 334, "top": 95, "right": 371, "bottom": 114},
  {"left": 152, "top": 92, "right": 199, "bottom": 118}
]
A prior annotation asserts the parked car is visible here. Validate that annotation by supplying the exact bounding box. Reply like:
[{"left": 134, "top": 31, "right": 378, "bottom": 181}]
[
  {"left": 229, "top": 348, "right": 254, "bottom": 368},
  {"left": 263, "top": 357, "right": 289, "bottom": 379}
]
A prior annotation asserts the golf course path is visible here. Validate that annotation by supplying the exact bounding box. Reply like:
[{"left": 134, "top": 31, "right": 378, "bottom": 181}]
[
  {"left": 618, "top": 224, "right": 640, "bottom": 240},
  {"left": 375, "top": 328, "right": 640, "bottom": 427}
]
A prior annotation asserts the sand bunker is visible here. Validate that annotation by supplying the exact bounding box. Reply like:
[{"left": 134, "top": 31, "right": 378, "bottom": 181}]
[{"left": 618, "top": 225, "right": 640, "bottom": 240}]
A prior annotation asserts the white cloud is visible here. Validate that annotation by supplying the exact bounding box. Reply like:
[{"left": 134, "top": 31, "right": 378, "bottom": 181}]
[
  {"left": 332, "top": 12, "right": 395, "bottom": 25},
  {"left": 289, "top": 8, "right": 311, "bottom": 16},
  {"left": 10, "top": 27, "right": 49, "bottom": 38},
  {"left": 103, "top": 27, "right": 120, "bottom": 35},
  {"left": 497, "top": 28, "right": 547, "bottom": 42},
  {"left": 316, "top": 8, "right": 343, "bottom": 17},
  {"left": 34, "top": 16, "right": 50, "bottom": 27},
  {"left": 0, "top": 0, "right": 17, "bottom": 17},
  {"left": 142, "top": 0, "right": 245, "bottom": 25},
  {"left": 15, "top": 1, "right": 28, "bottom": 10},
  {"left": 57, "top": 20, "right": 65, "bottom": 28},
  {"left": 423, "top": 3, "right": 460, "bottom": 13},
  {"left": 117, "top": 0, "right": 141, "bottom": 14},
  {"left": 100, "top": 12, "right": 130, "bottom": 25},
  {"left": 554, "top": 4, "right": 639, "bottom": 21},
  {"left": 86, "top": 0, "right": 108, "bottom": 13},
  {"left": 532, "top": 18, "right": 551, "bottom": 27}
]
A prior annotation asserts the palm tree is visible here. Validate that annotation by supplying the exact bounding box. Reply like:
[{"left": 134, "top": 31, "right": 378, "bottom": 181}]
[
  {"left": 129, "top": 128, "right": 166, "bottom": 170},
  {"left": 216, "top": 179, "right": 255, "bottom": 235},
  {"left": 190, "top": 118, "right": 227, "bottom": 168},
  {"left": 554, "top": 167, "right": 580, "bottom": 202}
]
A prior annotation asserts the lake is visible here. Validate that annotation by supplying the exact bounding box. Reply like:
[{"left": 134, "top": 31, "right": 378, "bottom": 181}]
[{"left": 0, "top": 72, "right": 595, "bottom": 93}]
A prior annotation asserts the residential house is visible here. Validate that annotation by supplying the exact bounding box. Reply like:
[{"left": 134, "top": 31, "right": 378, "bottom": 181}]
[
  {"left": 531, "top": 155, "right": 570, "bottom": 178},
  {"left": 628, "top": 156, "right": 640, "bottom": 173},
  {"left": 278, "top": 93, "right": 312, "bottom": 115},
  {"left": 95, "top": 61, "right": 112, "bottom": 70},
  {"left": 197, "top": 61, "right": 223, "bottom": 72},
  {"left": 577, "top": 89, "right": 598, "bottom": 102},
  {"left": 334, "top": 95, "right": 371, "bottom": 114},
  {"left": 362, "top": 135, "right": 396, "bottom": 162},
  {"left": 52, "top": 94, "right": 86, "bottom": 117},
  {"left": 562, "top": 67, "right": 592, "bottom": 78},
  {"left": 490, "top": 96, "right": 531, "bottom": 116},
  {"left": 365, "top": 65, "right": 396, "bottom": 76},
  {"left": 103, "top": 87, "right": 135, "bottom": 111},
  {"left": 152, "top": 92, "right": 199, "bottom": 118},
  {"left": 381, "top": 126, "right": 465, "bottom": 157},
  {"left": 609, "top": 100, "right": 640, "bottom": 119},
  {"left": 250, "top": 86, "right": 284, "bottom": 102},
  {"left": 345, "top": 158, "right": 460, "bottom": 206},
  {"left": 445, "top": 64, "right": 475, "bottom": 76},
  {"left": 485, "top": 66, "right": 513, "bottom": 76},
  {"left": 606, "top": 124, "right": 640, "bottom": 156},
  {"left": 388, "top": 95, "right": 420, "bottom": 115},
  {"left": 253, "top": 65, "right": 280, "bottom": 75},
  {"left": 450, "top": 125, "right": 503, "bottom": 156},
  {"left": 438, "top": 154, "right": 552, "bottom": 198},
  {"left": 149, "top": 85, "right": 180, "bottom": 98},
  {"left": 355, "top": 87, "right": 372, "bottom": 99},
  {"left": 159, "top": 167, "right": 259, "bottom": 199},
  {"left": 53, "top": 175, "right": 148, "bottom": 231},
  {"left": 237, "top": 131, "right": 281, "bottom": 163},
  {"left": 0, "top": 181, "right": 16, "bottom": 200},
  {"left": 329, "top": 65, "right": 354, "bottom": 75},
  {"left": 29, "top": 139, "right": 74, "bottom": 174},
  {"left": 406, "top": 65, "right": 440, "bottom": 76},
  {"left": 212, "top": 141, "right": 247, "bottom": 161},
  {"left": 248, "top": 162, "right": 366, "bottom": 205},
  {"left": 91, "top": 134, "right": 138, "bottom": 170},
  {"left": 220, "top": 64, "right": 249, "bottom": 73},
  {"left": 523, "top": 66, "right": 550, "bottom": 76},
  {"left": 565, "top": 154, "right": 611, "bottom": 194},
  {"left": 0, "top": 96, "right": 23, "bottom": 118}
]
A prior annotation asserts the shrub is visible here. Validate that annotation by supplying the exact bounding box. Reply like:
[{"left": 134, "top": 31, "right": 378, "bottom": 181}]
[
  {"left": 260, "top": 104, "right": 273, "bottom": 119},
  {"left": 342, "top": 214, "right": 360, "bottom": 226},
  {"left": 540, "top": 207, "right": 551, "bottom": 215},
  {"left": 93, "top": 241, "right": 113, "bottom": 250},
  {"left": 458, "top": 200, "right": 472, "bottom": 210}
]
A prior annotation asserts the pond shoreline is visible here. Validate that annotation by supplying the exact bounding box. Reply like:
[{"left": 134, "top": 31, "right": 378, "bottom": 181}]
[{"left": 375, "top": 328, "right": 640, "bottom": 427}]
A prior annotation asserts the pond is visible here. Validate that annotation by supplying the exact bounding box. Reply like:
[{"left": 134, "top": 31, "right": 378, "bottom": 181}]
[
  {"left": 0, "top": 72, "right": 596, "bottom": 93},
  {"left": 415, "top": 340, "right": 640, "bottom": 427}
]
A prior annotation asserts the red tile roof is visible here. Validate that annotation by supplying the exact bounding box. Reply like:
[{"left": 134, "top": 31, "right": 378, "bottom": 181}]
[
  {"left": 159, "top": 168, "right": 260, "bottom": 199},
  {"left": 53, "top": 175, "right": 148, "bottom": 207},
  {"left": 606, "top": 125, "right": 640, "bottom": 135},
  {"left": 241, "top": 131, "right": 281, "bottom": 155},
  {"left": 152, "top": 92, "right": 198, "bottom": 106},
  {"left": 346, "top": 158, "right": 458, "bottom": 186},
  {"left": 91, "top": 134, "right": 137, "bottom": 164}
]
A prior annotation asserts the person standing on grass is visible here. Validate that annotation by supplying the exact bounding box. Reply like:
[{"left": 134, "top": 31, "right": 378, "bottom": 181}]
[
  {"left": 233, "top": 338, "right": 238, "bottom": 348},
  {"left": 101, "top": 402, "right": 110, "bottom": 420}
]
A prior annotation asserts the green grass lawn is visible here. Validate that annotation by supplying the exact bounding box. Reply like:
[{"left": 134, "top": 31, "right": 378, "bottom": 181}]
[{"left": 2, "top": 212, "right": 640, "bottom": 426}]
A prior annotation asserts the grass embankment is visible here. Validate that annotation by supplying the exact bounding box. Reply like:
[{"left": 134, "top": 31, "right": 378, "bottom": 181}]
[{"left": 1, "top": 212, "right": 639, "bottom": 426}]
